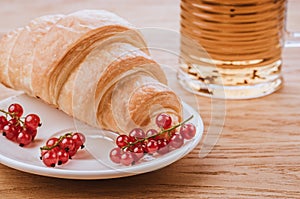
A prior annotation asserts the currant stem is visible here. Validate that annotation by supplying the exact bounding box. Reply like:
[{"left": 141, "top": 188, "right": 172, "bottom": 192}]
[
  {"left": 0, "top": 109, "right": 25, "bottom": 125},
  {"left": 122, "top": 115, "right": 194, "bottom": 150},
  {"left": 40, "top": 133, "right": 73, "bottom": 151},
  {"left": 155, "top": 115, "right": 194, "bottom": 137},
  {"left": 0, "top": 109, "right": 11, "bottom": 117}
]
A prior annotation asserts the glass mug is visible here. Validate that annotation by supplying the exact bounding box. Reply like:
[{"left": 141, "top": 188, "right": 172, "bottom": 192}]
[{"left": 178, "top": 0, "right": 300, "bottom": 99}]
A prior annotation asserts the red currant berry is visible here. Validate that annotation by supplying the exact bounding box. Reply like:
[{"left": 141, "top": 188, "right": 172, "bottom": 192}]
[
  {"left": 0, "top": 116, "right": 8, "bottom": 131},
  {"left": 109, "top": 147, "right": 123, "bottom": 164},
  {"left": 68, "top": 148, "right": 78, "bottom": 158},
  {"left": 180, "top": 123, "right": 196, "bottom": 140},
  {"left": 116, "top": 135, "right": 129, "bottom": 148},
  {"left": 146, "top": 129, "right": 158, "bottom": 138},
  {"left": 59, "top": 137, "right": 76, "bottom": 152},
  {"left": 52, "top": 146, "right": 61, "bottom": 153},
  {"left": 42, "top": 149, "right": 58, "bottom": 167},
  {"left": 8, "top": 103, "right": 23, "bottom": 118},
  {"left": 141, "top": 142, "right": 148, "bottom": 153},
  {"left": 46, "top": 137, "right": 58, "bottom": 148},
  {"left": 9, "top": 118, "right": 19, "bottom": 126},
  {"left": 3, "top": 124, "right": 18, "bottom": 141},
  {"left": 26, "top": 128, "right": 37, "bottom": 141},
  {"left": 157, "top": 138, "right": 169, "bottom": 155},
  {"left": 146, "top": 139, "right": 159, "bottom": 154},
  {"left": 129, "top": 128, "right": 145, "bottom": 140},
  {"left": 17, "top": 131, "right": 32, "bottom": 147},
  {"left": 132, "top": 145, "right": 144, "bottom": 162},
  {"left": 40, "top": 149, "right": 48, "bottom": 159},
  {"left": 169, "top": 134, "right": 184, "bottom": 149},
  {"left": 156, "top": 113, "right": 172, "bottom": 129},
  {"left": 57, "top": 149, "right": 69, "bottom": 165},
  {"left": 8, "top": 118, "right": 22, "bottom": 133},
  {"left": 25, "top": 114, "right": 41, "bottom": 130},
  {"left": 120, "top": 151, "right": 134, "bottom": 166},
  {"left": 132, "top": 145, "right": 144, "bottom": 154},
  {"left": 72, "top": 132, "right": 86, "bottom": 149}
]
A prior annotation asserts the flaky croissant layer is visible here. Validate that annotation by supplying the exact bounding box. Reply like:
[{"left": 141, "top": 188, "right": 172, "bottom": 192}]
[{"left": 0, "top": 10, "right": 182, "bottom": 134}]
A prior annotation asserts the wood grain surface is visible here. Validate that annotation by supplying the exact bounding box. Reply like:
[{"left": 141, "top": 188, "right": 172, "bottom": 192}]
[{"left": 0, "top": 0, "right": 300, "bottom": 198}]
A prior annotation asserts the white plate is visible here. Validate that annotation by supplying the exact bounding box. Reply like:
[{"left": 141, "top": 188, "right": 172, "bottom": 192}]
[{"left": 0, "top": 94, "right": 203, "bottom": 180}]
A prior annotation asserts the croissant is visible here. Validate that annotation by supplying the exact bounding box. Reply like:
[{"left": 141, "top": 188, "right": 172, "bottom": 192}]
[{"left": 0, "top": 10, "right": 182, "bottom": 134}]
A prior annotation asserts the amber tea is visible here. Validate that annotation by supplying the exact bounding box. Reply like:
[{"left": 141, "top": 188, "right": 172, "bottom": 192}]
[{"left": 179, "top": 0, "right": 286, "bottom": 99}]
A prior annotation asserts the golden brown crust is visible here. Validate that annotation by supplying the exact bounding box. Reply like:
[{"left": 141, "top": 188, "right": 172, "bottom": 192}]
[
  {"left": 128, "top": 83, "right": 182, "bottom": 128},
  {"left": 31, "top": 10, "right": 146, "bottom": 104}
]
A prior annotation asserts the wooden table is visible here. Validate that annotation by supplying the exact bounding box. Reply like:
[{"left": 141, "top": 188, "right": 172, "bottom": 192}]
[{"left": 1, "top": 0, "right": 300, "bottom": 198}]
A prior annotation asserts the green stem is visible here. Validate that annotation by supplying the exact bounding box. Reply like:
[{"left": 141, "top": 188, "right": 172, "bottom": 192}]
[
  {"left": 0, "top": 109, "right": 10, "bottom": 117},
  {"left": 154, "top": 115, "right": 194, "bottom": 138},
  {"left": 0, "top": 109, "right": 25, "bottom": 126},
  {"left": 40, "top": 133, "right": 73, "bottom": 151},
  {"left": 122, "top": 115, "right": 194, "bottom": 150}
]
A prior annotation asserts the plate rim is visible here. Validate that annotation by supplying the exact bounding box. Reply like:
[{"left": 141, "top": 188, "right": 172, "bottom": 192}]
[{"left": 0, "top": 95, "right": 203, "bottom": 180}]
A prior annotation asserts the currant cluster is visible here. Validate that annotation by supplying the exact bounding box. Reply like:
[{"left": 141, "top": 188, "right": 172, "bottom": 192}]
[
  {"left": 0, "top": 103, "right": 41, "bottom": 147},
  {"left": 109, "top": 113, "right": 196, "bottom": 166},
  {"left": 40, "top": 132, "right": 86, "bottom": 167}
]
